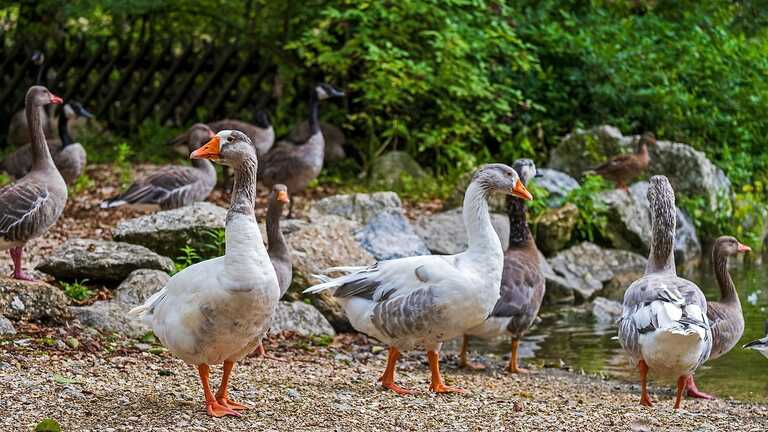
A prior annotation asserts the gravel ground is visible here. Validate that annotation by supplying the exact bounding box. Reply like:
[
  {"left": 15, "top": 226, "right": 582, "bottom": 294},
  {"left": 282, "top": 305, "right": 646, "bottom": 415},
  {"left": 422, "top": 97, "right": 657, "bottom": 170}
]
[{"left": 1, "top": 331, "right": 766, "bottom": 432}]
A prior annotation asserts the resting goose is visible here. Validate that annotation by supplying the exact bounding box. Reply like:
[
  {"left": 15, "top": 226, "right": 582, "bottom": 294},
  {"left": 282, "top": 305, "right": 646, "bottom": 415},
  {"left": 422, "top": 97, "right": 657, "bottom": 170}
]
[
  {"left": 129, "top": 130, "right": 280, "bottom": 417},
  {"left": 0, "top": 86, "right": 66, "bottom": 280},
  {"left": 305, "top": 164, "right": 533, "bottom": 394},
  {"left": 460, "top": 159, "right": 544, "bottom": 372},
  {"left": 744, "top": 321, "right": 768, "bottom": 359},
  {"left": 101, "top": 124, "right": 216, "bottom": 210},
  {"left": 685, "top": 236, "right": 750, "bottom": 399},
  {"left": 594, "top": 132, "right": 653, "bottom": 191},
  {"left": 259, "top": 84, "right": 345, "bottom": 216},
  {"left": 1, "top": 102, "right": 92, "bottom": 185},
  {"left": 618, "top": 175, "right": 711, "bottom": 409}
]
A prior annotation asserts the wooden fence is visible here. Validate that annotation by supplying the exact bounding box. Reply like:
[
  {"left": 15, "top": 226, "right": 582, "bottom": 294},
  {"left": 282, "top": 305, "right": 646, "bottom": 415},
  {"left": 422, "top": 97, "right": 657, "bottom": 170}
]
[{"left": 0, "top": 34, "right": 275, "bottom": 146}]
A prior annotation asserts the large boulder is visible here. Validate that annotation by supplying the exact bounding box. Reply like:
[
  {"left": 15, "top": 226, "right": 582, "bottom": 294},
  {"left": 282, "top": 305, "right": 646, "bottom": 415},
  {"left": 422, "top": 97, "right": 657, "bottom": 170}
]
[
  {"left": 540, "top": 253, "right": 574, "bottom": 304},
  {"left": 547, "top": 242, "right": 647, "bottom": 302},
  {"left": 269, "top": 301, "right": 335, "bottom": 337},
  {"left": 533, "top": 169, "right": 579, "bottom": 208},
  {"left": 413, "top": 208, "right": 510, "bottom": 255},
  {"left": 112, "top": 202, "right": 227, "bottom": 258},
  {"left": 286, "top": 215, "right": 375, "bottom": 331},
  {"left": 309, "top": 192, "right": 402, "bottom": 225},
  {"left": 531, "top": 203, "right": 578, "bottom": 256},
  {"left": 114, "top": 269, "right": 170, "bottom": 306},
  {"left": 355, "top": 210, "right": 430, "bottom": 260},
  {"left": 0, "top": 277, "right": 70, "bottom": 323},
  {"left": 369, "top": 151, "right": 428, "bottom": 189},
  {"left": 598, "top": 181, "right": 701, "bottom": 263},
  {"left": 36, "top": 239, "right": 174, "bottom": 283},
  {"left": 0, "top": 314, "right": 15, "bottom": 335},
  {"left": 592, "top": 297, "right": 623, "bottom": 324},
  {"left": 549, "top": 125, "right": 628, "bottom": 177},
  {"left": 70, "top": 301, "right": 149, "bottom": 338}
]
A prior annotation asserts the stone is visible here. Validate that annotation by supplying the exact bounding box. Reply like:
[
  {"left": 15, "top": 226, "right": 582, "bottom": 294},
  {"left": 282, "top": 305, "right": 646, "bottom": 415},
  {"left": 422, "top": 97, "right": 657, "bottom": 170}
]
[
  {"left": 533, "top": 169, "right": 579, "bottom": 207},
  {"left": 598, "top": 181, "right": 701, "bottom": 264},
  {"left": 532, "top": 203, "right": 578, "bottom": 256},
  {"left": 285, "top": 120, "right": 346, "bottom": 163},
  {"left": 114, "top": 269, "right": 170, "bottom": 307},
  {"left": 540, "top": 252, "right": 574, "bottom": 304},
  {"left": 413, "top": 208, "right": 510, "bottom": 255},
  {"left": 592, "top": 297, "right": 623, "bottom": 324},
  {"left": 0, "top": 314, "right": 16, "bottom": 335},
  {"left": 36, "top": 239, "right": 174, "bottom": 283},
  {"left": 269, "top": 301, "right": 335, "bottom": 337},
  {"left": 112, "top": 202, "right": 227, "bottom": 258},
  {"left": 355, "top": 210, "right": 430, "bottom": 260},
  {"left": 548, "top": 125, "right": 628, "bottom": 178},
  {"left": 369, "top": 151, "right": 428, "bottom": 189},
  {"left": 547, "top": 242, "right": 647, "bottom": 302},
  {"left": 70, "top": 301, "right": 150, "bottom": 338},
  {"left": 309, "top": 192, "right": 402, "bottom": 225},
  {"left": 0, "top": 277, "right": 70, "bottom": 323},
  {"left": 286, "top": 215, "right": 375, "bottom": 331}
]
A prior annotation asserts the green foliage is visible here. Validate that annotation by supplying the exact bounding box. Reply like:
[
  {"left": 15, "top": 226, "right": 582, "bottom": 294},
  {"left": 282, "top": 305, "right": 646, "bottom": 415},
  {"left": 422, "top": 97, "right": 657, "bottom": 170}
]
[
  {"left": 34, "top": 419, "right": 61, "bottom": 432},
  {"left": 173, "top": 245, "right": 200, "bottom": 274},
  {"left": 69, "top": 173, "right": 95, "bottom": 196},
  {"left": 114, "top": 142, "right": 134, "bottom": 188},
  {"left": 563, "top": 175, "right": 611, "bottom": 242},
  {"left": 0, "top": 172, "right": 10, "bottom": 187},
  {"left": 173, "top": 229, "right": 226, "bottom": 273},
  {"left": 60, "top": 279, "right": 94, "bottom": 302}
]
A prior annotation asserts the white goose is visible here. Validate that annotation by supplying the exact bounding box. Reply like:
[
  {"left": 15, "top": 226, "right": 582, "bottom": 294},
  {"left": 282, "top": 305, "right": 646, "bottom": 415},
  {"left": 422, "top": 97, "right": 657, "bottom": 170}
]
[
  {"left": 305, "top": 164, "right": 533, "bottom": 394},
  {"left": 129, "top": 130, "right": 279, "bottom": 417},
  {"left": 618, "top": 175, "right": 712, "bottom": 409}
]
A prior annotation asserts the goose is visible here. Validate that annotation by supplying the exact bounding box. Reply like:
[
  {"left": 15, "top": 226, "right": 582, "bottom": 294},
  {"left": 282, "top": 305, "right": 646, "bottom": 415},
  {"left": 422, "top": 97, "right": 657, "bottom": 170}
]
[
  {"left": 460, "top": 159, "right": 544, "bottom": 372},
  {"left": 685, "top": 236, "right": 750, "bottom": 399},
  {"left": 6, "top": 52, "right": 50, "bottom": 148},
  {"left": 0, "top": 86, "right": 66, "bottom": 280},
  {"left": 1, "top": 102, "right": 93, "bottom": 184},
  {"left": 594, "top": 132, "right": 653, "bottom": 191},
  {"left": 101, "top": 124, "right": 217, "bottom": 210},
  {"left": 304, "top": 164, "right": 533, "bottom": 394},
  {"left": 129, "top": 130, "right": 280, "bottom": 417},
  {"left": 617, "top": 175, "right": 711, "bottom": 409},
  {"left": 259, "top": 84, "right": 345, "bottom": 216},
  {"left": 744, "top": 321, "right": 768, "bottom": 359}
]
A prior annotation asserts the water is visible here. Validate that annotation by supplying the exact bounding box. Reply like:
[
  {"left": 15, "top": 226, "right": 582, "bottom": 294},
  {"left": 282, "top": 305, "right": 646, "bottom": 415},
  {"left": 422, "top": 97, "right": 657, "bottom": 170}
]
[{"left": 460, "top": 257, "right": 768, "bottom": 402}]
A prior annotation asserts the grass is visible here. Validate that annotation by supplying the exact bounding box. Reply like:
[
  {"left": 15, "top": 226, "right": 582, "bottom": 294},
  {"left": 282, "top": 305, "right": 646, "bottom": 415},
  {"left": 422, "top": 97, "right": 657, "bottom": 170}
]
[{"left": 59, "top": 279, "right": 94, "bottom": 302}]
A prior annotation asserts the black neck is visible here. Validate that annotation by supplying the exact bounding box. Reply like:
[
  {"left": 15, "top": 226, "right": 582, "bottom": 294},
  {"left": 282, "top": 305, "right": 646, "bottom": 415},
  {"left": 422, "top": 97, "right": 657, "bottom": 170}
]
[
  {"left": 308, "top": 88, "right": 320, "bottom": 135},
  {"left": 58, "top": 111, "right": 72, "bottom": 148},
  {"left": 507, "top": 196, "right": 531, "bottom": 247},
  {"left": 267, "top": 198, "right": 289, "bottom": 258}
]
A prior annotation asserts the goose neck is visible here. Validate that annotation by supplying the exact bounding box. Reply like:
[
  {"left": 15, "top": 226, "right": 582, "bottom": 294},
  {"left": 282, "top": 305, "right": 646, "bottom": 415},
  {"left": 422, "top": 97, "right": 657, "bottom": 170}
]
[
  {"left": 463, "top": 181, "right": 502, "bottom": 257},
  {"left": 27, "top": 101, "right": 55, "bottom": 170},
  {"left": 266, "top": 200, "right": 288, "bottom": 259},
  {"left": 713, "top": 244, "right": 739, "bottom": 305},
  {"left": 228, "top": 157, "right": 258, "bottom": 217},
  {"left": 647, "top": 199, "right": 676, "bottom": 274},
  {"left": 506, "top": 196, "right": 532, "bottom": 248},
  {"left": 308, "top": 88, "right": 320, "bottom": 135},
  {"left": 58, "top": 111, "right": 72, "bottom": 148}
]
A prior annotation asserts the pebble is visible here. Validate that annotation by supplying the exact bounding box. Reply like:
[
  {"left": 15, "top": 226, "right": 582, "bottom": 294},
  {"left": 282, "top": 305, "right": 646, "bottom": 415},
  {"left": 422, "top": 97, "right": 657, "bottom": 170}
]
[{"left": 286, "top": 388, "right": 300, "bottom": 400}]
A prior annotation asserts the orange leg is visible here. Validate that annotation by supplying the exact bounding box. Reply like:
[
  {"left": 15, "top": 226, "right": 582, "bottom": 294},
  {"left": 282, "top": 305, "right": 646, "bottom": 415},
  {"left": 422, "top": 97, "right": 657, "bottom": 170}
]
[
  {"left": 685, "top": 375, "right": 714, "bottom": 400},
  {"left": 458, "top": 335, "right": 486, "bottom": 370},
  {"left": 215, "top": 361, "right": 248, "bottom": 411},
  {"left": 428, "top": 350, "right": 465, "bottom": 394},
  {"left": 198, "top": 364, "right": 240, "bottom": 417},
  {"left": 639, "top": 360, "right": 653, "bottom": 407},
  {"left": 674, "top": 375, "right": 687, "bottom": 410},
  {"left": 506, "top": 339, "right": 529, "bottom": 374},
  {"left": 253, "top": 342, "right": 286, "bottom": 362},
  {"left": 378, "top": 347, "right": 417, "bottom": 395}
]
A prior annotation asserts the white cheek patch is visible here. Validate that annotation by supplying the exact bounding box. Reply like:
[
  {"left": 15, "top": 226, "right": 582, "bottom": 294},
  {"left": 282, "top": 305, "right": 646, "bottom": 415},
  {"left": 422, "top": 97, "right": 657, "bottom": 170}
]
[{"left": 316, "top": 86, "right": 329, "bottom": 100}]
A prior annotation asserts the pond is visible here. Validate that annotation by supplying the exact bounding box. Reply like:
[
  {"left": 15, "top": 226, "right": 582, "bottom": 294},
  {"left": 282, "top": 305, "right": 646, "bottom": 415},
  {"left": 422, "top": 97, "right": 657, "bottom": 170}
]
[{"left": 458, "top": 255, "right": 768, "bottom": 402}]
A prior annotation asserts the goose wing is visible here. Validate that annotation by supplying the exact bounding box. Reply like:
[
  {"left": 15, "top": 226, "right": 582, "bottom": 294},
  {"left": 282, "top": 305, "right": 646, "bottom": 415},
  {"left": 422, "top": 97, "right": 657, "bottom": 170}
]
[
  {"left": 706, "top": 301, "right": 744, "bottom": 360},
  {"left": 490, "top": 252, "right": 544, "bottom": 335},
  {"left": 102, "top": 165, "right": 204, "bottom": 208},
  {"left": 0, "top": 179, "right": 51, "bottom": 243}
]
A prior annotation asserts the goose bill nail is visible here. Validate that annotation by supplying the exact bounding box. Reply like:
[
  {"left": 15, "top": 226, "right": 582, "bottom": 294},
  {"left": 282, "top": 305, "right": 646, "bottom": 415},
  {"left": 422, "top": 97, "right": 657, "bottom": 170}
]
[
  {"left": 738, "top": 243, "right": 752, "bottom": 253},
  {"left": 511, "top": 180, "right": 533, "bottom": 201},
  {"left": 191, "top": 136, "right": 221, "bottom": 160}
]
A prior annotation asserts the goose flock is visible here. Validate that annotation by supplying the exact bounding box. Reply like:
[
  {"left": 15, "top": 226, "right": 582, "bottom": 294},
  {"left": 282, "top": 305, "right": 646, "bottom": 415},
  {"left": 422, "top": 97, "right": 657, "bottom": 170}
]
[{"left": 1, "top": 82, "right": 766, "bottom": 419}]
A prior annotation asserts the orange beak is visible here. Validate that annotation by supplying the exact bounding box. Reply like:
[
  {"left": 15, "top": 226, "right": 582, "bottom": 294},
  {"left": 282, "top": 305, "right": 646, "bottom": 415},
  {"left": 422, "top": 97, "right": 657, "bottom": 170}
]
[
  {"left": 190, "top": 136, "right": 220, "bottom": 160},
  {"left": 737, "top": 243, "right": 752, "bottom": 253},
  {"left": 50, "top": 93, "right": 63, "bottom": 105},
  {"left": 511, "top": 179, "right": 533, "bottom": 201},
  {"left": 277, "top": 190, "right": 289, "bottom": 204}
]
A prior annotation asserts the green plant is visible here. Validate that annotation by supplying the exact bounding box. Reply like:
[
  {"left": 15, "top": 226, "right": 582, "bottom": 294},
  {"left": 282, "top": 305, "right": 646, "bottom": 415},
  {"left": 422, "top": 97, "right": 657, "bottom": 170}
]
[
  {"left": 114, "top": 142, "right": 134, "bottom": 188},
  {"left": 200, "top": 228, "right": 226, "bottom": 258},
  {"left": 60, "top": 279, "right": 94, "bottom": 302},
  {"left": 563, "top": 175, "right": 611, "bottom": 242},
  {"left": 69, "top": 173, "right": 95, "bottom": 196},
  {"left": 174, "top": 245, "right": 201, "bottom": 274}
]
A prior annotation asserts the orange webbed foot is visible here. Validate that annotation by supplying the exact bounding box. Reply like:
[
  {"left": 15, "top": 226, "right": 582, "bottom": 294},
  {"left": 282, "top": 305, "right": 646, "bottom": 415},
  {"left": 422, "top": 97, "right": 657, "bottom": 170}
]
[
  {"left": 206, "top": 401, "right": 242, "bottom": 417},
  {"left": 381, "top": 381, "right": 418, "bottom": 396},
  {"left": 506, "top": 366, "right": 530, "bottom": 374},
  {"left": 640, "top": 395, "right": 653, "bottom": 407},
  {"left": 459, "top": 360, "right": 487, "bottom": 370},
  {"left": 217, "top": 397, "right": 249, "bottom": 411},
  {"left": 430, "top": 383, "right": 466, "bottom": 394}
]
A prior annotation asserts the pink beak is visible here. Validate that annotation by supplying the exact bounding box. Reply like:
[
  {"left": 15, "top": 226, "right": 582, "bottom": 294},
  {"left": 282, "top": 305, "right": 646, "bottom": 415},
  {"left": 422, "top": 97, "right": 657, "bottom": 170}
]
[
  {"left": 50, "top": 94, "right": 63, "bottom": 105},
  {"left": 737, "top": 243, "right": 752, "bottom": 253}
]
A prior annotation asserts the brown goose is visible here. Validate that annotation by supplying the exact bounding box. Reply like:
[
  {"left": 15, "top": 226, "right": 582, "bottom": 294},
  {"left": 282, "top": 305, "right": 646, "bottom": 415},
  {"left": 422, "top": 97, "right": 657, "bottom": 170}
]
[
  {"left": 685, "top": 236, "right": 750, "bottom": 400},
  {"left": 461, "top": 159, "right": 544, "bottom": 372},
  {"left": 0, "top": 86, "right": 66, "bottom": 280},
  {"left": 101, "top": 124, "right": 216, "bottom": 210},
  {"left": 169, "top": 111, "right": 274, "bottom": 158},
  {"left": 1, "top": 102, "right": 92, "bottom": 184},
  {"left": 259, "top": 84, "right": 345, "bottom": 216},
  {"left": 594, "top": 132, "right": 653, "bottom": 191}
]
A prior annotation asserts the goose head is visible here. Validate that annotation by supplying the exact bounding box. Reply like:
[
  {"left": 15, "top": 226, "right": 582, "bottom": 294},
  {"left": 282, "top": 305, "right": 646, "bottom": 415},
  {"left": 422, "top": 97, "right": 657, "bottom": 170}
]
[
  {"left": 68, "top": 102, "right": 93, "bottom": 119},
  {"left": 27, "top": 85, "right": 62, "bottom": 107},
  {"left": 315, "top": 83, "right": 345, "bottom": 101},
  {"left": 713, "top": 236, "right": 751, "bottom": 257},
  {"left": 637, "top": 131, "right": 655, "bottom": 152},
  {"left": 474, "top": 163, "right": 533, "bottom": 201},
  {"left": 31, "top": 50, "right": 45, "bottom": 66},
  {"left": 254, "top": 110, "right": 271, "bottom": 129},
  {"left": 271, "top": 184, "right": 289, "bottom": 206},
  {"left": 512, "top": 159, "right": 542, "bottom": 186},
  {"left": 188, "top": 123, "right": 215, "bottom": 151},
  {"left": 191, "top": 129, "right": 256, "bottom": 167}
]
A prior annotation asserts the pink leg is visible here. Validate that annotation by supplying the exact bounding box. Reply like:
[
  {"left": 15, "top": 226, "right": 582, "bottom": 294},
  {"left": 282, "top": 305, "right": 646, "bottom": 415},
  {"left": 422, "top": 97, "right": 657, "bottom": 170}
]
[
  {"left": 9, "top": 247, "right": 34, "bottom": 281},
  {"left": 685, "top": 375, "right": 714, "bottom": 400}
]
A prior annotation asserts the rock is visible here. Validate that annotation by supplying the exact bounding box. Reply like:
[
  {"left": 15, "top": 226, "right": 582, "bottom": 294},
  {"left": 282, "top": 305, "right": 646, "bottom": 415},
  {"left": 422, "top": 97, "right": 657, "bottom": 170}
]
[
  {"left": 369, "top": 151, "right": 428, "bottom": 189},
  {"left": 414, "top": 208, "right": 510, "bottom": 255},
  {"left": 70, "top": 301, "right": 149, "bottom": 338},
  {"left": 269, "top": 301, "right": 335, "bottom": 337},
  {"left": 446, "top": 171, "right": 506, "bottom": 212},
  {"left": 286, "top": 215, "right": 375, "bottom": 331},
  {"left": 598, "top": 181, "right": 701, "bottom": 263},
  {"left": 547, "top": 242, "right": 647, "bottom": 302},
  {"left": 540, "top": 253, "right": 574, "bottom": 304},
  {"left": 309, "top": 192, "right": 402, "bottom": 225},
  {"left": 36, "top": 239, "right": 174, "bottom": 283},
  {"left": 533, "top": 169, "right": 579, "bottom": 207},
  {"left": 532, "top": 203, "right": 578, "bottom": 256},
  {"left": 114, "top": 269, "right": 170, "bottom": 307},
  {"left": 549, "top": 125, "right": 628, "bottom": 177},
  {"left": 592, "top": 297, "right": 623, "bottom": 324},
  {"left": 0, "top": 314, "right": 16, "bottom": 335},
  {"left": 0, "top": 277, "right": 70, "bottom": 323},
  {"left": 355, "top": 210, "right": 430, "bottom": 260},
  {"left": 112, "top": 202, "right": 227, "bottom": 258},
  {"left": 285, "top": 120, "right": 346, "bottom": 163}
]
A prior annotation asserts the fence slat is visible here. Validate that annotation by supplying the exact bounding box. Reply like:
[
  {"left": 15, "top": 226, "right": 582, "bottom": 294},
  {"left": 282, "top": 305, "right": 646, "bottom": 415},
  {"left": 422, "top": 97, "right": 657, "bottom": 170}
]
[
  {"left": 179, "top": 45, "right": 237, "bottom": 124},
  {"left": 160, "top": 44, "right": 215, "bottom": 124},
  {"left": 138, "top": 43, "right": 194, "bottom": 124},
  {"left": 97, "top": 38, "right": 153, "bottom": 118},
  {"left": 117, "top": 40, "right": 171, "bottom": 126},
  {"left": 64, "top": 39, "right": 109, "bottom": 101}
]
